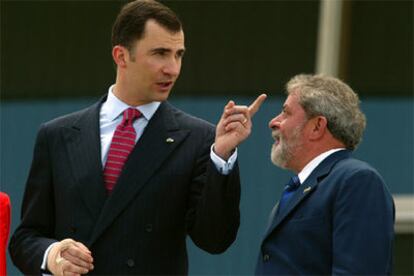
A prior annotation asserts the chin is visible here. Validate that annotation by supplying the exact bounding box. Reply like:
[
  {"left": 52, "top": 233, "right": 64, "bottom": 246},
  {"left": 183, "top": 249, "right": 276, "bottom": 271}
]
[
  {"left": 151, "top": 93, "right": 170, "bottom": 102},
  {"left": 271, "top": 156, "right": 288, "bottom": 169},
  {"left": 271, "top": 147, "right": 287, "bottom": 168},
  {"left": 270, "top": 146, "right": 284, "bottom": 168}
]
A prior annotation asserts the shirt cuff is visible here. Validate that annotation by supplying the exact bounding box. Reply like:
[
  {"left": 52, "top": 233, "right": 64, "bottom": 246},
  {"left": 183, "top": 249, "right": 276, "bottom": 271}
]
[
  {"left": 41, "top": 242, "right": 58, "bottom": 275},
  {"left": 210, "top": 144, "right": 237, "bottom": 175}
]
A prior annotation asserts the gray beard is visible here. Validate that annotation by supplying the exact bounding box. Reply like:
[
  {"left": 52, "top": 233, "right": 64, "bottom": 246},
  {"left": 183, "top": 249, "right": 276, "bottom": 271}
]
[
  {"left": 271, "top": 142, "right": 290, "bottom": 168},
  {"left": 270, "top": 124, "right": 304, "bottom": 169}
]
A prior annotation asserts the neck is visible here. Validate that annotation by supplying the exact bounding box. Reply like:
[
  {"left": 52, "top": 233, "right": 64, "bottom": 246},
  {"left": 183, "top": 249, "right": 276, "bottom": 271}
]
[
  {"left": 289, "top": 139, "right": 345, "bottom": 173},
  {"left": 113, "top": 78, "right": 146, "bottom": 107}
]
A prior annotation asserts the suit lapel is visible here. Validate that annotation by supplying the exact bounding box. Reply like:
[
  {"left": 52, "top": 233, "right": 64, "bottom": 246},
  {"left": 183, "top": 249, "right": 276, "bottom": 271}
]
[
  {"left": 264, "top": 177, "right": 319, "bottom": 237},
  {"left": 263, "top": 150, "right": 352, "bottom": 239},
  {"left": 88, "top": 102, "right": 190, "bottom": 246},
  {"left": 62, "top": 97, "right": 107, "bottom": 220}
]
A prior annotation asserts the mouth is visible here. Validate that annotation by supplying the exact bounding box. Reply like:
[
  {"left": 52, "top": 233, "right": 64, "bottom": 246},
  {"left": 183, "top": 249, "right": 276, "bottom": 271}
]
[
  {"left": 156, "top": 81, "right": 174, "bottom": 92},
  {"left": 272, "top": 131, "right": 280, "bottom": 146}
]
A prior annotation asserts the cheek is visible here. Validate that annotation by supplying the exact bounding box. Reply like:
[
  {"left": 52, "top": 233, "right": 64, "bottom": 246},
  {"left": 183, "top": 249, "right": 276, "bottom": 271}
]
[
  {"left": 146, "top": 59, "right": 163, "bottom": 71},
  {"left": 280, "top": 127, "right": 295, "bottom": 142},
  {"left": 278, "top": 123, "right": 289, "bottom": 136}
]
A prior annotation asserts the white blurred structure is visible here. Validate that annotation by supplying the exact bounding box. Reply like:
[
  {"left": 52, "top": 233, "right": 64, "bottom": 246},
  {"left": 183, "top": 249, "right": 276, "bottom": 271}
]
[{"left": 316, "top": 0, "right": 343, "bottom": 77}]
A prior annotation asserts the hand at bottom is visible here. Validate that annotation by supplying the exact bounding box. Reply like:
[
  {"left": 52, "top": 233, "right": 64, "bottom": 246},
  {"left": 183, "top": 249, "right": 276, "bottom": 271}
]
[{"left": 47, "top": 238, "right": 94, "bottom": 276}]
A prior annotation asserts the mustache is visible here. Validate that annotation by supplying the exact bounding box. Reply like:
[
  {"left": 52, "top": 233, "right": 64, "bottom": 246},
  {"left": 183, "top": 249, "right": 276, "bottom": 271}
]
[{"left": 272, "top": 130, "right": 280, "bottom": 140}]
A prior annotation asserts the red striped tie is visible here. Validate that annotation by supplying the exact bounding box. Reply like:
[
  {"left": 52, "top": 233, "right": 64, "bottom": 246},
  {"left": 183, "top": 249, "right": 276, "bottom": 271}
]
[{"left": 103, "top": 108, "right": 141, "bottom": 193}]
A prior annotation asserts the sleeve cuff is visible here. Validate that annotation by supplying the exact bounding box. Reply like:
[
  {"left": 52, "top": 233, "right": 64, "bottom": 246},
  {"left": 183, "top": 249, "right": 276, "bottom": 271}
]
[
  {"left": 41, "top": 242, "right": 58, "bottom": 275},
  {"left": 210, "top": 144, "right": 238, "bottom": 175}
]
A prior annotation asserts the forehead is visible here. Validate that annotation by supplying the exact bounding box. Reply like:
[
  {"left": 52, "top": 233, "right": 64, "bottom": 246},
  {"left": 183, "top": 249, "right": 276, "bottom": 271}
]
[
  {"left": 283, "top": 92, "right": 307, "bottom": 115},
  {"left": 284, "top": 93, "right": 301, "bottom": 109},
  {"left": 135, "top": 19, "right": 185, "bottom": 50}
]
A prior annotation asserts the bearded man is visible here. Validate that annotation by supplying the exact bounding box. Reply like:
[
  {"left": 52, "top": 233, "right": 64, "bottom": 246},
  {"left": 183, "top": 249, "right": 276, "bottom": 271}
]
[{"left": 255, "top": 74, "right": 394, "bottom": 275}]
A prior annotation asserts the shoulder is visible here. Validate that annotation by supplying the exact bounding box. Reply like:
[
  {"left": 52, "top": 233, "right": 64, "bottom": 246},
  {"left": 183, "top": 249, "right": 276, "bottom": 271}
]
[
  {"left": 334, "top": 157, "right": 382, "bottom": 180},
  {"left": 329, "top": 156, "right": 390, "bottom": 196},
  {"left": 316, "top": 150, "right": 384, "bottom": 184},
  {"left": 39, "top": 99, "right": 101, "bottom": 132},
  {"left": 44, "top": 105, "right": 96, "bottom": 128}
]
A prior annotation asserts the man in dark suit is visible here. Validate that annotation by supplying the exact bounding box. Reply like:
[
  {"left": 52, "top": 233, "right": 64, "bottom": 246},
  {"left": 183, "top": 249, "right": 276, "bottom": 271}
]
[
  {"left": 256, "top": 74, "right": 394, "bottom": 275},
  {"left": 9, "top": 0, "right": 266, "bottom": 274}
]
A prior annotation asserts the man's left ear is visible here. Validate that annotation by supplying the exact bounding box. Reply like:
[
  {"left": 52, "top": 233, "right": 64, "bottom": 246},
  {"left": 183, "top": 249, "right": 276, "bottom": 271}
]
[
  {"left": 308, "top": 116, "right": 328, "bottom": 140},
  {"left": 112, "top": 45, "right": 129, "bottom": 68}
]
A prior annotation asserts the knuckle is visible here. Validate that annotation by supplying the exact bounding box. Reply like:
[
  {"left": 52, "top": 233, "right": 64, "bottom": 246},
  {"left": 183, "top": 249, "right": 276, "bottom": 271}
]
[{"left": 61, "top": 251, "right": 70, "bottom": 257}]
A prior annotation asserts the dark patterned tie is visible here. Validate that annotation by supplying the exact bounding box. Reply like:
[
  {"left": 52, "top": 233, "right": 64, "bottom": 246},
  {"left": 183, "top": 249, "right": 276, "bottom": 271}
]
[
  {"left": 277, "top": 175, "right": 301, "bottom": 213},
  {"left": 103, "top": 108, "right": 141, "bottom": 194}
]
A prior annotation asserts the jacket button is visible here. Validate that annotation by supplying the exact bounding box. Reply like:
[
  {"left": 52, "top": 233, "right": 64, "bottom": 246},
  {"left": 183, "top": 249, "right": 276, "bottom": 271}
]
[
  {"left": 145, "top": 224, "right": 153, "bottom": 232},
  {"left": 263, "top": 254, "right": 270, "bottom": 262},
  {"left": 70, "top": 226, "right": 77, "bottom": 233},
  {"left": 126, "top": 258, "right": 135, "bottom": 267}
]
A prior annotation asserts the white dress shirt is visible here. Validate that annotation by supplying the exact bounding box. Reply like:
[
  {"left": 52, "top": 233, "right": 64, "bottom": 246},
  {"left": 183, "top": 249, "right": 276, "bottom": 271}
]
[
  {"left": 99, "top": 87, "right": 160, "bottom": 165},
  {"left": 297, "top": 148, "right": 346, "bottom": 184}
]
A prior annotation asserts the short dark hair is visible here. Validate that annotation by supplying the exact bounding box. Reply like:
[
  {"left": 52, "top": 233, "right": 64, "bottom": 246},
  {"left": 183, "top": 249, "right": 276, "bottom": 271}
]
[{"left": 111, "top": 0, "right": 182, "bottom": 51}]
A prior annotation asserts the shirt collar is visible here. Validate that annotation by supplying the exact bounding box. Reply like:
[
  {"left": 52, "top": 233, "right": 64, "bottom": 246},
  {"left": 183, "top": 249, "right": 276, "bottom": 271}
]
[
  {"left": 104, "top": 85, "right": 161, "bottom": 121},
  {"left": 297, "top": 148, "right": 346, "bottom": 184}
]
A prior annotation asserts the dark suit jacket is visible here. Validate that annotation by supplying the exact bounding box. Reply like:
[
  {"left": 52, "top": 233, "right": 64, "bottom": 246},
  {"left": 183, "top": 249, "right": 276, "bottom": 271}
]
[
  {"left": 9, "top": 98, "right": 241, "bottom": 275},
  {"left": 256, "top": 150, "right": 394, "bottom": 275}
]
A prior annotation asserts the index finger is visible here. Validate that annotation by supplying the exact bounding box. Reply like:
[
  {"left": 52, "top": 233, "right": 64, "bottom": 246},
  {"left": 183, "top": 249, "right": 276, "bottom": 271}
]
[{"left": 248, "top": 93, "right": 267, "bottom": 116}]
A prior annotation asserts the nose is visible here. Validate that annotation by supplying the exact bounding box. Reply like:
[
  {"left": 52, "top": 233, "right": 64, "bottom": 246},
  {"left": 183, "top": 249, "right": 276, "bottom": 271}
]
[
  {"left": 162, "top": 58, "right": 181, "bottom": 77},
  {"left": 269, "top": 114, "right": 281, "bottom": 130}
]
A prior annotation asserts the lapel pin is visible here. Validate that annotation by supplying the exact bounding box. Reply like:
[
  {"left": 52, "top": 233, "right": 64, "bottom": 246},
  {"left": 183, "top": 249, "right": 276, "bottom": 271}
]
[
  {"left": 303, "top": 186, "right": 312, "bottom": 194},
  {"left": 166, "top": 137, "right": 174, "bottom": 143}
]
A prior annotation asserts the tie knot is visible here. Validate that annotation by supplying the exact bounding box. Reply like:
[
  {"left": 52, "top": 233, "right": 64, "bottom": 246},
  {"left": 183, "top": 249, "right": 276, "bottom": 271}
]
[
  {"left": 122, "top": 108, "right": 141, "bottom": 126},
  {"left": 285, "top": 175, "right": 300, "bottom": 192}
]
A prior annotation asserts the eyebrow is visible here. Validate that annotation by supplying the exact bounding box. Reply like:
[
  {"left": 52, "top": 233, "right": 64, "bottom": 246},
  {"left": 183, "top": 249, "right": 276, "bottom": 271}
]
[
  {"left": 150, "top": 47, "right": 170, "bottom": 53},
  {"left": 150, "top": 47, "right": 186, "bottom": 55}
]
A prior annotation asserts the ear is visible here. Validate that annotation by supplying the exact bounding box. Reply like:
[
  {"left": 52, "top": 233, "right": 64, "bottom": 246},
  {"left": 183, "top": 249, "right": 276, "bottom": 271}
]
[
  {"left": 112, "top": 45, "right": 128, "bottom": 68},
  {"left": 308, "top": 116, "right": 328, "bottom": 140}
]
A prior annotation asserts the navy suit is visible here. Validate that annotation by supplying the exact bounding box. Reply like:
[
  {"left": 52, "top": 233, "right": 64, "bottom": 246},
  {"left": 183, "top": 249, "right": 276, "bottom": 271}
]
[
  {"left": 9, "top": 97, "right": 240, "bottom": 274},
  {"left": 256, "top": 150, "right": 394, "bottom": 275}
]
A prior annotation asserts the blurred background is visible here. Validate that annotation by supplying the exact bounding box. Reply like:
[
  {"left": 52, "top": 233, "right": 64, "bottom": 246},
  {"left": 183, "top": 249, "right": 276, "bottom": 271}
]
[{"left": 1, "top": 0, "right": 413, "bottom": 274}]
